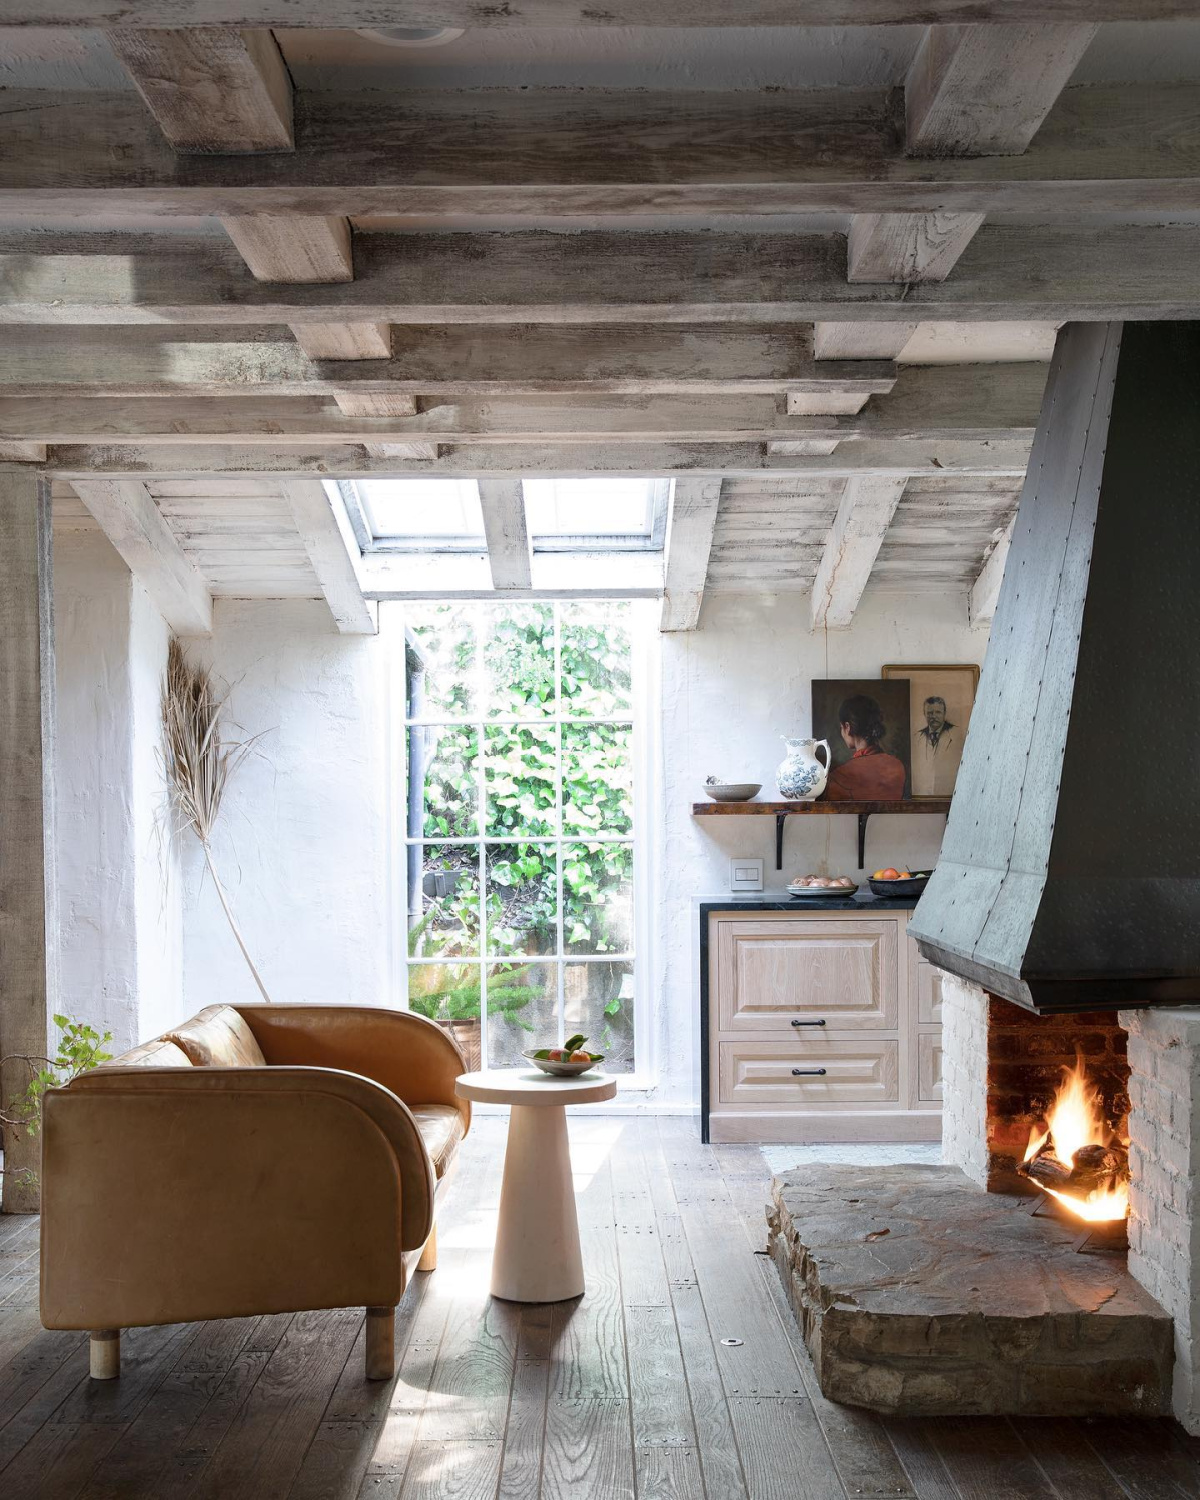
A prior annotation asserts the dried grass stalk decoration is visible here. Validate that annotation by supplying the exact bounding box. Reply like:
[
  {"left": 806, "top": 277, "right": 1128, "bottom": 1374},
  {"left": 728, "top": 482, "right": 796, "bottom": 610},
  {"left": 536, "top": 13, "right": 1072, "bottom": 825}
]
[{"left": 162, "top": 638, "right": 273, "bottom": 1002}]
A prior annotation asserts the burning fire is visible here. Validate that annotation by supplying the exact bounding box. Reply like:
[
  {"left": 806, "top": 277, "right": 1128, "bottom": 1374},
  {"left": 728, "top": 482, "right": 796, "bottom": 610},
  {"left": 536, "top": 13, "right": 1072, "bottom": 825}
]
[{"left": 1022, "top": 1055, "right": 1130, "bottom": 1223}]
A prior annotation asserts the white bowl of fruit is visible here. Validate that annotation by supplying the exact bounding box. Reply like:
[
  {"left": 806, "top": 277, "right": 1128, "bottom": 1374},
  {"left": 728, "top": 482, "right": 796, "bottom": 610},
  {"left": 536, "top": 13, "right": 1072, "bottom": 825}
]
[{"left": 524, "top": 1034, "right": 605, "bottom": 1077}]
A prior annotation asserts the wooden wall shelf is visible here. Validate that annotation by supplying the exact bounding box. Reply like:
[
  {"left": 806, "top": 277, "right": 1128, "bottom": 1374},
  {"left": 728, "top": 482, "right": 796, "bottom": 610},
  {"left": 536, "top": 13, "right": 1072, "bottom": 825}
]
[{"left": 691, "top": 799, "right": 952, "bottom": 870}]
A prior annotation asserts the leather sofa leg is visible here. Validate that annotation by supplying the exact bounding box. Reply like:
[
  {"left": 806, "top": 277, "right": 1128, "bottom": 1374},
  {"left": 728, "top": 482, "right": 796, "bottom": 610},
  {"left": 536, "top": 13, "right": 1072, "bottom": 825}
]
[
  {"left": 418, "top": 1222, "right": 438, "bottom": 1273},
  {"left": 90, "top": 1330, "right": 120, "bottom": 1380},
  {"left": 365, "top": 1306, "right": 395, "bottom": 1380}
]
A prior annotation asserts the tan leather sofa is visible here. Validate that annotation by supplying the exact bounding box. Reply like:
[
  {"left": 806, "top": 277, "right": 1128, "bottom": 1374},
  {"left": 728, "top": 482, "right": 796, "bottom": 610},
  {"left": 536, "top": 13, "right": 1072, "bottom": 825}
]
[{"left": 40, "top": 1003, "right": 469, "bottom": 1382}]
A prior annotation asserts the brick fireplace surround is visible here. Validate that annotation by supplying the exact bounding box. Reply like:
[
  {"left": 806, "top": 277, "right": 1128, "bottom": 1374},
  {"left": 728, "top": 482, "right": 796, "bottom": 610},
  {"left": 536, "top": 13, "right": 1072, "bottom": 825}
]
[{"left": 941, "top": 974, "right": 1200, "bottom": 1433}]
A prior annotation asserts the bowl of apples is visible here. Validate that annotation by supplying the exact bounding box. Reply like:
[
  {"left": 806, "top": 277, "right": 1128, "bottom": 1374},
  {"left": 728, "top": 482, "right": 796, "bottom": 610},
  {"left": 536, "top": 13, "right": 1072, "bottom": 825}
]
[{"left": 524, "top": 1034, "right": 605, "bottom": 1077}]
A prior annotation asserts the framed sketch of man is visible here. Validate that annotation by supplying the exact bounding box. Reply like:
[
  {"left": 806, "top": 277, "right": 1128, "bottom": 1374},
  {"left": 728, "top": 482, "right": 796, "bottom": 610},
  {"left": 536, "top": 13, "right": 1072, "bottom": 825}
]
[{"left": 881, "top": 664, "right": 980, "bottom": 800}]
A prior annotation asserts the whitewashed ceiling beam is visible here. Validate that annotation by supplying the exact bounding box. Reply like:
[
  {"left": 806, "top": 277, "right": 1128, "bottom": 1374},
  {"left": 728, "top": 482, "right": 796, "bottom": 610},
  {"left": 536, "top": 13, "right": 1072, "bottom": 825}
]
[
  {"left": 0, "top": 365, "right": 1048, "bottom": 445},
  {"left": 846, "top": 212, "right": 985, "bottom": 285},
  {"left": 0, "top": 2, "right": 1178, "bottom": 22},
  {"left": 0, "top": 326, "right": 896, "bottom": 399},
  {"left": 43, "top": 438, "right": 1033, "bottom": 480},
  {"left": 809, "top": 475, "right": 908, "bottom": 631},
  {"left": 291, "top": 324, "right": 392, "bottom": 360},
  {"left": 6, "top": 227, "right": 1200, "bottom": 326},
  {"left": 478, "top": 480, "right": 532, "bottom": 591},
  {"left": 221, "top": 216, "right": 354, "bottom": 284},
  {"left": 814, "top": 324, "right": 917, "bottom": 361},
  {"left": 105, "top": 29, "right": 293, "bottom": 153},
  {"left": 280, "top": 478, "right": 376, "bottom": 634},
  {"left": 4, "top": 83, "right": 1197, "bottom": 219},
  {"left": 969, "top": 514, "right": 1016, "bottom": 626},
  {"left": 660, "top": 478, "right": 724, "bottom": 632},
  {"left": 71, "top": 478, "right": 213, "bottom": 636}
]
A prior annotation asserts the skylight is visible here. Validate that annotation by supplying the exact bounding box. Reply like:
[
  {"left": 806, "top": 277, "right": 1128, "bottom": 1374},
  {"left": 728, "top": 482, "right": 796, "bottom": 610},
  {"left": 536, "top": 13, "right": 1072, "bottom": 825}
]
[
  {"left": 523, "top": 478, "right": 670, "bottom": 551},
  {"left": 349, "top": 479, "right": 485, "bottom": 550}
]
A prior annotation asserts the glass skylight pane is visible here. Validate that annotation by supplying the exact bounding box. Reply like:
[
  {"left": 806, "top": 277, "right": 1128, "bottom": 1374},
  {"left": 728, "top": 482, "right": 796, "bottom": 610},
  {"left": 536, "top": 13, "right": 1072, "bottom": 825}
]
[
  {"left": 357, "top": 479, "right": 484, "bottom": 540},
  {"left": 523, "top": 478, "right": 656, "bottom": 537}
]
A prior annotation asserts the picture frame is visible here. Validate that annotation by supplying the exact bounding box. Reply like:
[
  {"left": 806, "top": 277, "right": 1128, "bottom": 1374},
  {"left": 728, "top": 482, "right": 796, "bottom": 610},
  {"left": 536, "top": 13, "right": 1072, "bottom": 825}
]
[
  {"left": 881, "top": 663, "right": 980, "bottom": 800},
  {"left": 811, "top": 678, "right": 912, "bottom": 802}
]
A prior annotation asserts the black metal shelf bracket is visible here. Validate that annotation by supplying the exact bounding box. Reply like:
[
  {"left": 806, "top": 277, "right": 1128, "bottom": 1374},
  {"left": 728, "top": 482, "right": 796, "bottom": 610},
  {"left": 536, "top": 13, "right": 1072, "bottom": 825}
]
[
  {"left": 858, "top": 812, "right": 870, "bottom": 871},
  {"left": 775, "top": 813, "right": 787, "bottom": 870}
]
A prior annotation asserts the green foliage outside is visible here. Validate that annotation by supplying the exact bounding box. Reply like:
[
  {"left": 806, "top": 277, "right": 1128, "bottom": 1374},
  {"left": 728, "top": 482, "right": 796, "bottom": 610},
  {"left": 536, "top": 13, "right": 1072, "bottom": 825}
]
[{"left": 406, "top": 602, "right": 636, "bottom": 1067}]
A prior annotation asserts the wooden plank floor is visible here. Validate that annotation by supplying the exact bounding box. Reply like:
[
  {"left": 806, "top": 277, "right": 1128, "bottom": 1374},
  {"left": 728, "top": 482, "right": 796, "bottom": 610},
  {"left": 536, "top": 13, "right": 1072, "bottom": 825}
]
[{"left": 2, "top": 1117, "right": 1199, "bottom": 1499}]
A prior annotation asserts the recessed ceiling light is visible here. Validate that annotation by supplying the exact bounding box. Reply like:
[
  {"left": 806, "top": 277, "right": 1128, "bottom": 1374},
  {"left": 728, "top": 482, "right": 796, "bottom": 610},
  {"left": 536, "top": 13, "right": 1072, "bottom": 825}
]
[{"left": 355, "top": 27, "right": 466, "bottom": 48}]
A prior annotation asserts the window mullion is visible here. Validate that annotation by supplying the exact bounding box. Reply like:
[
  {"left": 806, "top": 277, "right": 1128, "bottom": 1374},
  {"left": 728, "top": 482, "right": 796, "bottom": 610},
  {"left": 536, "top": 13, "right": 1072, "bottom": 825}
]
[
  {"left": 476, "top": 604, "right": 489, "bottom": 1073},
  {"left": 554, "top": 603, "right": 565, "bottom": 1049}
]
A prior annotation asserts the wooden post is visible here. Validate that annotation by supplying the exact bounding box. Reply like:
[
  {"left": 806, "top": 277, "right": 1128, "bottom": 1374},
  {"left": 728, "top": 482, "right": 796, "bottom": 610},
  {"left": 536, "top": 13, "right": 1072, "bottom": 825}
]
[
  {"left": 0, "top": 472, "right": 56, "bottom": 1213},
  {"left": 365, "top": 1306, "right": 396, "bottom": 1380}
]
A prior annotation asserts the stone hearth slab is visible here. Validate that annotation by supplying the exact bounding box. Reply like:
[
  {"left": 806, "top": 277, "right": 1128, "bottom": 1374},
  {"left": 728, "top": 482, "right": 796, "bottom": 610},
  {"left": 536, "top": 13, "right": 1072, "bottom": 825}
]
[{"left": 768, "top": 1164, "right": 1173, "bottom": 1417}]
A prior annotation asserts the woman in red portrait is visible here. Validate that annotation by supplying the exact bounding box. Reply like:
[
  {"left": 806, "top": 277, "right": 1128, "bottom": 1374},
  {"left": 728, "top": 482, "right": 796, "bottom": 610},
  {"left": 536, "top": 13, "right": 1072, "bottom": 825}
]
[{"left": 823, "top": 694, "right": 906, "bottom": 801}]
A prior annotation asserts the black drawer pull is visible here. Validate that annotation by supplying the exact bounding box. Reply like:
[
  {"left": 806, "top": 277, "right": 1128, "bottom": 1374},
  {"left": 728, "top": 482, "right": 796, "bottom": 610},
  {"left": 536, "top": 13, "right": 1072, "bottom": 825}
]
[
  {"left": 790, "top": 1018, "right": 826, "bottom": 1027},
  {"left": 791, "top": 1067, "right": 828, "bottom": 1077}
]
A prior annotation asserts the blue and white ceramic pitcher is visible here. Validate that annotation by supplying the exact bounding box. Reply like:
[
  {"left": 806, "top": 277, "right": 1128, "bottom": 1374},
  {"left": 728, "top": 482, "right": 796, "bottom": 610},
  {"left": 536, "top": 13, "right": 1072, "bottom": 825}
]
[{"left": 776, "top": 737, "right": 831, "bottom": 800}]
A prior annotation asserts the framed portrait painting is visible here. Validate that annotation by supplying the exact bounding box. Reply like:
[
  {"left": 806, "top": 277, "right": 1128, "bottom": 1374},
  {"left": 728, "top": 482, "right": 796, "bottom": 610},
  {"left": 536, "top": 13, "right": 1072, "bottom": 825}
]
[
  {"left": 881, "top": 663, "right": 980, "bottom": 800},
  {"left": 811, "top": 678, "right": 911, "bottom": 802}
]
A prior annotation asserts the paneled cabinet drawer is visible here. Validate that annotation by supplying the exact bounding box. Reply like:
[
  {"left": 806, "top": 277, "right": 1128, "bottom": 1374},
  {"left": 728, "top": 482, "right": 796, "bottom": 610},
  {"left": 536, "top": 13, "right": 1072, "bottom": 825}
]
[
  {"left": 718, "top": 1039, "right": 900, "bottom": 1106},
  {"left": 711, "top": 916, "right": 898, "bottom": 1032},
  {"left": 915, "top": 960, "right": 945, "bottom": 1025}
]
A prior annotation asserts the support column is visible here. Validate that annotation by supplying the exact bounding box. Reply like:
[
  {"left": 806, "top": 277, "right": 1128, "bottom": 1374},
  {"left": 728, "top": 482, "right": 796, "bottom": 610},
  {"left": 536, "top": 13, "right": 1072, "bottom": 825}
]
[{"left": 0, "top": 472, "right": 57, "bottom": 1212}]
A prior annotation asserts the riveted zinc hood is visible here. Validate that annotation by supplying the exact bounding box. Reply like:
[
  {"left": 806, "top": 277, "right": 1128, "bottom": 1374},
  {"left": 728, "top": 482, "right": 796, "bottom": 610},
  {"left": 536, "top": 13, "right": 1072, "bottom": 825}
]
[{"left": 908, "top": 321, "right": 1200, "bottom": 1015}]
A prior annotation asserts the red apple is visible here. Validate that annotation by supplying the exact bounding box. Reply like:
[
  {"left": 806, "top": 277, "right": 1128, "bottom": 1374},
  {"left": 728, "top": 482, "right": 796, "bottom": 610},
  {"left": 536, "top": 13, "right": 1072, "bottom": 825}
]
[{"left": 547, "top": 1047, "right": 566, "bottom": 1061}]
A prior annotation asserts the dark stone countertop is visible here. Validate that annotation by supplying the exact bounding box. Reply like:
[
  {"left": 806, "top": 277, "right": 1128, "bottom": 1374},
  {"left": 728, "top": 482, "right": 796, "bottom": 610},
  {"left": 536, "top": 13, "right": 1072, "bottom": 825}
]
[{"left": 697, "top": 892, "right": 916, "bottom": 914}]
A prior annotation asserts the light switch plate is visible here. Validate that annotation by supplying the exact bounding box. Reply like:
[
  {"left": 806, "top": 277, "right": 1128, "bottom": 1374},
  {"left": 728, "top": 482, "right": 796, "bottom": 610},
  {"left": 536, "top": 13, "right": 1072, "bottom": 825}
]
[{"left": 730, "top": 856, "right": 764, "bottom": 892}]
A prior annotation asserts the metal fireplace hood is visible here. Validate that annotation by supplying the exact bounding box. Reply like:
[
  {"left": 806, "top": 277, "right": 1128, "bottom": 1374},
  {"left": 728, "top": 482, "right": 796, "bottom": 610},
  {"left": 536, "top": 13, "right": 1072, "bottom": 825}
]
[{"left": 908, "top": 322, "right": 1200, "bottom": 1015}]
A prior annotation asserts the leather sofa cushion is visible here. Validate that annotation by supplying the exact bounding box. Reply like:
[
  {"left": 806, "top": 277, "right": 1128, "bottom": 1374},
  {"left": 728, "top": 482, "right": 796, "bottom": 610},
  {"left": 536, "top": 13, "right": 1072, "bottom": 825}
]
[
  {"left": 100, "top": 1039, "right": 195, "bottom": 1070},
  {"left": 409, "top": 1104, "right": 464, "bottom": 1179},
  {"left": 167, "top": 1005, "right": 267, "bottom": 1069}
]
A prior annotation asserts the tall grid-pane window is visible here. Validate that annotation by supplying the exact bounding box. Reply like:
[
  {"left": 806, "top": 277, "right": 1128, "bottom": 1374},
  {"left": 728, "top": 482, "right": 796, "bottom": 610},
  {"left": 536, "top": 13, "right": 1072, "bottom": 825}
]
[{"left": 404, "top": 601, "right": 637, "bottom": 1073}]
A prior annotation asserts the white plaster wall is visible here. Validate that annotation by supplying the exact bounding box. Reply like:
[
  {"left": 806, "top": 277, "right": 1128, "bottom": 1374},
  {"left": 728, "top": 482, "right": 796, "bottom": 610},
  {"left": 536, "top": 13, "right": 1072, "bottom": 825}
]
[
  {"left": 53, "top": 531, "right": 179, "bottom": 1052},
  {"left": 652, "top": 589, "right": 987, "bottom": 1109},
  {"left": 180, "top": 600, "right": 393, "bottom": 1015}
]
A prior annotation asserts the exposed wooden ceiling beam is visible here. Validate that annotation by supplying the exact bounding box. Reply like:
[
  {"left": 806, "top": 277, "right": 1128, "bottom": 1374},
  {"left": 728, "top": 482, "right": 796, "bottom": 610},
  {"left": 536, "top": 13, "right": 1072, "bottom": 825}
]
[
  {"left": 660, "top": 478, "right": 724, "bottom": 632},
  {"left": 0, "top": 2, "right": 1184, "bottom": 22},
  {"left": 291, "top": 323, "right": 392, "bottom": 360},
  {"left": 3, "top": 84, "right": 1197, "bottom": 220},
  {"left": 814, "top": 324, "right": 917, "bottom": 361},
  {"left": 969, "top": 514, "right": 1016, "bottom": 626},
  {"left": 71, "top": 478, "right": 213, "bottom": 635},
  {"left": 221, "top": 216, "right": 353, "bottom": 284},
  {"left": 0, "top": 443, "right": 47, "bottom": 462},
  {"left": 809, "top": 475, "right": 908, "bottom": 630},
  {"left": 906, "top": 23, "right": 1098, "bottom": 156},
  {"left": 846, "top": 212, "right": 985, "bottom": 284},
  {"left": 279, "top": 478, "right": 375, "bottom": 634},
  {"left": 105, "top": 29, "right": 293, "bottom": 154},
  {"left": 0, "top": 326, "right": 897, "bottom": 399},
  {"left": 41, "top": 438, "right": 1033, "bottom": 480},
  {"left": 0, "top": 366, "right": 1048, "bottom": 446},
  {"left": 477, "top": 480, "right": 532, "bottom": 592},
  {"left": 6, "top": 227, "right": 1199, "bottom": 326}
]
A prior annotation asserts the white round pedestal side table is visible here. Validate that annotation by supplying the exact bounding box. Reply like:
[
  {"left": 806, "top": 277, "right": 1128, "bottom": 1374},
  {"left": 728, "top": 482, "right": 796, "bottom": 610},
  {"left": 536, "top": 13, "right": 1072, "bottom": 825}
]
[{"left": 455, "top": 1069, "right": 617, "bottom": 1303}]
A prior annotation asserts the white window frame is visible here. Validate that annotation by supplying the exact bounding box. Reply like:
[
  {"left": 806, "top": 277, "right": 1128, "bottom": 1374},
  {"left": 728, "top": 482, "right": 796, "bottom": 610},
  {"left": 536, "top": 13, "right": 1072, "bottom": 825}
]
[{"left": 395, "top": 599, "right": 657, "bottom": 1088}]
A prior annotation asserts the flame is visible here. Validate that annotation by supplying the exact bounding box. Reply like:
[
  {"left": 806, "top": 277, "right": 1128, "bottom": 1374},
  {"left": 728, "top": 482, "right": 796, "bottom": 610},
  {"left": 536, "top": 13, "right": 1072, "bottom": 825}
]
[{"left": 1022, "top": 1054, "right": 1129, "bottom": 1223}]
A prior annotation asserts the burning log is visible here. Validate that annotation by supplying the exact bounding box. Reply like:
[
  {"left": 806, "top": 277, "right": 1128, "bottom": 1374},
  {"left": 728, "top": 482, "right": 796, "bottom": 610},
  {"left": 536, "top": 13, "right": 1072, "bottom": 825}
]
[{"left": 1023, "top": 1142, "right": 1128, "bottom": 1196}]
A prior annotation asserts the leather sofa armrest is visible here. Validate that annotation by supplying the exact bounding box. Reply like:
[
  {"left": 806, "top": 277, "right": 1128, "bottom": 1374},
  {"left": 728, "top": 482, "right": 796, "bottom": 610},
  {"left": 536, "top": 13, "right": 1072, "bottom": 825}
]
[
  {"left": 234, "top": 1006, "right": 471, "bottom": 1136},
  {"left": 69, "top": 1064, "right": 436, "bottom": 1250},
  {"left": 41, "top": 1071, "right": 409, "bottom": 1333}
]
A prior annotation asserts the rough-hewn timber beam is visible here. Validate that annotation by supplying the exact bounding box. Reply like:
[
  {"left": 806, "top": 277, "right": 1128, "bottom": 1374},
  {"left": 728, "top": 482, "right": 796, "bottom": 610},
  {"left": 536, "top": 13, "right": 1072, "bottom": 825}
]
[
  {"left": 478, "top": 480, "right": 532, "bottom": 592},
  {"left": 71, "top": 479, "right": 214, "bottom": 636},
  {"left": 221, "top": 216, "right": 354, "bottom": 283},
  {"left": 809, "top": 475, "right": 908, "bottom": 630},
  {"left": 660, "top": 478, "right": 724, "bottom": 632},
  {"left": 0, "top": 2, "right": 1187, "bottom": 23},
  {"left": 0, "top": 471, "right": 55, "bottom": 1212},
  {"left": 42, "top": 438, "right": 1033, "bottom": 480},
  {"left": 105, "top": 29, "right": 293, "bottom": 153},
  {"left": 969, "top": 515, "right": 1016, "bottom": 627},
  {"left": 0, "top": 365, "right": 1048, "bottom": 446},
  {"left": 0, "top": 326, "right": 897, "bottom": 400},
  {"left": 4, "top": 228, "right": 1199, "bottom": 326},
  {"left": 280, "top": 479, "right": 376, "bottom": 635},
  {"left": 3, "top": 84, "right": 1198, "bottom": 220}
]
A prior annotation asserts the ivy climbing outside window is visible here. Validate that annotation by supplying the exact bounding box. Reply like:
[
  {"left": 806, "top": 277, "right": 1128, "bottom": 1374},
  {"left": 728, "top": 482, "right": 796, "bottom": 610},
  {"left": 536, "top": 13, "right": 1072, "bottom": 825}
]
[{"left": 404, "top": 601, "right": 639, "bottom": 1074}]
